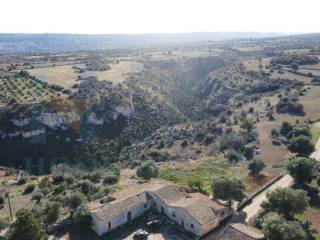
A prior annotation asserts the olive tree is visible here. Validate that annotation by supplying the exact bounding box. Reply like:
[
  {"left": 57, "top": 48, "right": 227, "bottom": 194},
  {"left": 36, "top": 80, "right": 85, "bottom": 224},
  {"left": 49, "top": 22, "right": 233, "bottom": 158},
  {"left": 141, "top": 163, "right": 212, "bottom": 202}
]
[
  {"left": 10, "top": 209, "right": 45, "bottom": 240},
  {"left": 286, "top": 157, "right": 316, "bottom": 184},
  {"left": 262, "top": 188, "right": 309, "bottom": 220},
  {"left": 136, "top": 160, "right": 159, "bottom": 181},
  {"left": 263, "top": 217, "right": 308, "bottom": 240},
  {"left": 212, "top": 176, "right": 246, "bottom": 207},
  {"left": 248, "top": 158, "right": 266, "bottom": 176}
]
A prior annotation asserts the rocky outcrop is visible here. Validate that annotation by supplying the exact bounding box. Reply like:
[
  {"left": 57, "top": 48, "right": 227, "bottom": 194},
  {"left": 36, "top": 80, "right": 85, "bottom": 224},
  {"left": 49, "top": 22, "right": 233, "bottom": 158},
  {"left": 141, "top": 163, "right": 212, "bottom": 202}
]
[
  {"left": 11, "top": 118, "right": 31, "bottom": 127},
  {"left": 1, "top": 128, "right": 46, "bottom": 139},
  {"left": 37, "top": 112, "right": 80, "bottom": 128}
]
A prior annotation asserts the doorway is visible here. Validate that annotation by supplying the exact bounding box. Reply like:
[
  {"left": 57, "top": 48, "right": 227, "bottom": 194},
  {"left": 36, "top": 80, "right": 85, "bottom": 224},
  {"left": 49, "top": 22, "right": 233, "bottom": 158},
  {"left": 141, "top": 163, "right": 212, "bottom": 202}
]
[{"left": 127, "top": 211, "right": 132, "bottom": 222}]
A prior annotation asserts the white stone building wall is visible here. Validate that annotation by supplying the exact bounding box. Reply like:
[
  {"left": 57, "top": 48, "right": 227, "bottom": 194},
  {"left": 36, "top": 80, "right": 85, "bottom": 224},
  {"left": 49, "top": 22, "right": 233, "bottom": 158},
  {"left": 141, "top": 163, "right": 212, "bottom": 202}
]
[
  {"left": 147, "top": 192, "right": 216, "bottom": 236},
  {"left": 91, "top": 200, "right": 151, "bottom": 236}
]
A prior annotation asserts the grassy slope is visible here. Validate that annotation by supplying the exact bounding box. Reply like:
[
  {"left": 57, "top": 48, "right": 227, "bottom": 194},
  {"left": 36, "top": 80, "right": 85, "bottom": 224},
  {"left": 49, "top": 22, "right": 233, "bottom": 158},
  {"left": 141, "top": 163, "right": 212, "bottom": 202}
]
[{"left": 159, "top": 155, "right": 267, "bottom": 195}]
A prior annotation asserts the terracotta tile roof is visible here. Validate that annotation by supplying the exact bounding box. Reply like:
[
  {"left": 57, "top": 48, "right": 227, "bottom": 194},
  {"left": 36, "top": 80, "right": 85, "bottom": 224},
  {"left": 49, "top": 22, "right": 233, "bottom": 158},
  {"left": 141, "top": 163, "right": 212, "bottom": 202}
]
[
  {"left": 152, "top": 185, "right": 183, "bottom": 204},
  {"left": 218, "top": 224, "right": 265, "bottom": 240},
  {"left": 188, "top": 192, "right": 227, "bottom": 210},
  {"left": 110, "top": 182, "right": 167, "bottom": 202},
  {"left": 172, "top": 198, "right": 218, "bottom": 225},
  {"left": 88, "top": 182, "right": 167, "bottom": 210},
  {"left": 92, "top": 192, "right": 149, "bottom": 221},
  {"left": 90, "top": 183, "right": 219, "bottom": 227}
]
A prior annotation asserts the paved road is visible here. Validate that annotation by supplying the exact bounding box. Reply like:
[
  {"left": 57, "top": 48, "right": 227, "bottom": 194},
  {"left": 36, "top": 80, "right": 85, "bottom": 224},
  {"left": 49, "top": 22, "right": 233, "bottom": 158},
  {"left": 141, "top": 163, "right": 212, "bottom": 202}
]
[
  {"left": 243, "top": 136, "right": 320, "bottom": 223},
  {"left": 311, "top": 137, "right": 320, "bottom": 160},
  {"left": 242, "top": 174, "right": 293, "bottom": 222}
]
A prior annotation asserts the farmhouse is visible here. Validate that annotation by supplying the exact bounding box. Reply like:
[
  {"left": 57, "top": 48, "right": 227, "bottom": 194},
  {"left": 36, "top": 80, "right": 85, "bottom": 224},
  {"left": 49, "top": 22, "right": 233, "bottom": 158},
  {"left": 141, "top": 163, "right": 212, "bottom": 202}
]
[{"left": 89, "top": 183, "right": 231, "bottom": 237}]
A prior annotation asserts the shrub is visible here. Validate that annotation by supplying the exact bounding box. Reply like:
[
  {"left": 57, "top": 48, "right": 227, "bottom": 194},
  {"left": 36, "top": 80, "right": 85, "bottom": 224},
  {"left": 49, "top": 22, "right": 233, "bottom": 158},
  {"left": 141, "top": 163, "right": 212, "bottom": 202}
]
[
  {"left": 23, "top": 184, "right": 36, "bottom": 195},
  {"left": 39, "top": 177, "right": 51, "bottom": 189},
  {"left": 272, "top": 139, "right": 282, "bottom": 146},
  {"left": 10, "top": 209, "right": 45, "bottom": 240},
  {"left": 73, "top": 204, "right": 92, "bottom": 232},
  {"left": 287, "top": 125, "right": 311, "bottom": 139},
  {"left": 271, "top": 128, "right": 280, "bottom": 137},
  {"left": 103, "top": 174, "right": 119, "bottom": 185},
  {"left": 52, "top": 175, "right": 64, "bottom": 185},
  {"left": 226, "top": 149, "right": 240, "bottom": 163},
  {"left": 109, "top": 163, "right": 120, "bottom": 176},
  {"left": 89, "top": 172, "right": 102, "bottom": 183},
  {"left": 75, "top": 180, "right": 98, "bottom": 196},
  {"left": 130, "top": 160, "right": 142, "bottom": 169},
  {"left": 263, "top": 217, "right": 308, "bottom": 240},
  {"left": 317, "top": 175, "right": 320, "bottom": 187},
  {"left": 220, "top": 134, "right": 245, "bottom": 152},
  {"left": 312, "top": 76, "right": 320, "bottom": 83},
  {"left": 262, "top": 188, "right": 309, "bottom": 220},
  {"left": 44, "top": 201, "right": 60, "bottom": 225},
  {"left": 0, "top": 217, "right": 9, "bottom": 230},
  {"left": 136, "top": 160, "right": 159, "bottom": 181},
  {"left": 288, "top": 135, "right": 314, "bottom": 156},
  {"left": 31, "top": 190, "right": 44, "bottom": 203},
  {"left": 212, "top": 176, "right": 246, "bottom": 205},
  {"left": 243, "top": 144, "right": 255, "bottom": 160},
  {"left": 64, "top": 174, "right": 75, "bottom": 185},
  {"left": 276, "top": 97, "right": 305, "bottom": 116},
  {"left": 286, "top": 157, "right": 316, "bottom": 184},
  {"left": 17, "top": 175, "right": 29, "bottom": 185},
  {"left": 53, "top": 183, "right": 67, "bottom": 195},
  {"left": 280, "top": 122, "right": 293, "bottom": 136},
  {"left": 65, "top": 191, "right": 87, "bottom": 211},
  {"left": 248, "top": 158, "right": 266, "bottom": 176},
  {"left": 40, "top": 187, "right": 51, "bottom": 196}
]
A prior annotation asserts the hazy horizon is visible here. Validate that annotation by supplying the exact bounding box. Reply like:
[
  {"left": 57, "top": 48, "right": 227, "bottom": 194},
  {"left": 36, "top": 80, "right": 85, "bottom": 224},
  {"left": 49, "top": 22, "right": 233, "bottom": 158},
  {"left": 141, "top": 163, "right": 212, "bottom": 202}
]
[
  {"left": 1, "top": 0, "right": 320, "bottom": 34},
  {"left": 0, "top": 31, "right": 304, "bottom": 35}
]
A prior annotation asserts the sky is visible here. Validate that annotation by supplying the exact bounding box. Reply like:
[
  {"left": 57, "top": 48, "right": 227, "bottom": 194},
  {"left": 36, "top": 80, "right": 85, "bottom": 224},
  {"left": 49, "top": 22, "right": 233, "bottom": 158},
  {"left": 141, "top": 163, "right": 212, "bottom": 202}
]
[{"left": 1, "top": 0, "right": 320, "bottom": 34}]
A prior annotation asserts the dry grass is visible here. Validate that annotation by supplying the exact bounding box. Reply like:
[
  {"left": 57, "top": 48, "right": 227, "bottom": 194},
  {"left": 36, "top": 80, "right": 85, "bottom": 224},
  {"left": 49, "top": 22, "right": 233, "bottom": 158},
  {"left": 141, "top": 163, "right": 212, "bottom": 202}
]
[
  {"left": 81, "top": 61, "right": 143, "bottom": 83},
  {"left": 245, "top": 175, "right": 273, "bottom": 193},
  {"left": 283, "top": 48, "right": 311, "bottom": 54},
  {"left": 239, "top": 85, "right": 320, "bottom": 176},
  {"left": 28, "top": 65, "right": 78, "bottom": 88},
  {"left": 234, "top": 46, "right": 263, "bottom": 52},
  {"left": 243, "top": 58, "right": 271, "bottom": 71},
  {"left": 298, "top": 207, "right": 320, "bottom": 235},
  {"left": 149, "top": 49, "right": 222, "bottom": 60},
  {"left": 0, "top": 174, "right": 34, "bottom": 219},
  {"left": 255, "top": 120, "right": 291, "bottom": 175},
  {"left": 28, "top": 61, "right": 143, "bottom": 89},
  {"left": 243, "top": 58, "right": 314, "bottom": 83}
]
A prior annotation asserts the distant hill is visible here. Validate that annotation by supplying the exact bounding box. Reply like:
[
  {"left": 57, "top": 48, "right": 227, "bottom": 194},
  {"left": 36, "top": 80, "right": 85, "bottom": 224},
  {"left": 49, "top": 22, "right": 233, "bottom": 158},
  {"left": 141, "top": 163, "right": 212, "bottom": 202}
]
[{"left": 0, "top": 32, "right": 284, "bottom": 52}]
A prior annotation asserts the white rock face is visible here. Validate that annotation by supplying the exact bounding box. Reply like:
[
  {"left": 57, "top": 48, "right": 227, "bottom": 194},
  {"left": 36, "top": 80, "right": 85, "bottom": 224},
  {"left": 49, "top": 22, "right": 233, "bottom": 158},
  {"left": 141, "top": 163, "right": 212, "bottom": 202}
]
[
  {"left": 2, "top": 128, "right": 46, "bottom": 139},
  {"left": 12, "top": 118, "right": 31, "bottom": 127},
  {"left": 37, "top": 112, "right": 80, "bottom": 128},
  {"left": 114, "top": 105, "right": 133, "bottom": 119},
  {"left": 87, "top": 113, "right": 104, "bottom": 125},
  {"left": 21, "top": 128, "right": 46, "bottom": 138}
]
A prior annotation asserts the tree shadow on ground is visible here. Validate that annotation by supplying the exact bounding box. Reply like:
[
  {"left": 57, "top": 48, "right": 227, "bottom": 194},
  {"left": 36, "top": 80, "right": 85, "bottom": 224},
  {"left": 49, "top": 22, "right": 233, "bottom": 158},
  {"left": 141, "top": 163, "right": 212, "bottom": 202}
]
[{"left": 293, "top": 183, "right": 320, "bottom": 208}]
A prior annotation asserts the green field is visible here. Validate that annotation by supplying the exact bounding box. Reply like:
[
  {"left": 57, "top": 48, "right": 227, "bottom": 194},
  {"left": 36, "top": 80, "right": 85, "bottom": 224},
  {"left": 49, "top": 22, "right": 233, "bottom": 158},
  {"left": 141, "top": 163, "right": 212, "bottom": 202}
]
[{"left": 159, "top": 155, "right": 256, "bottom": 194}]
